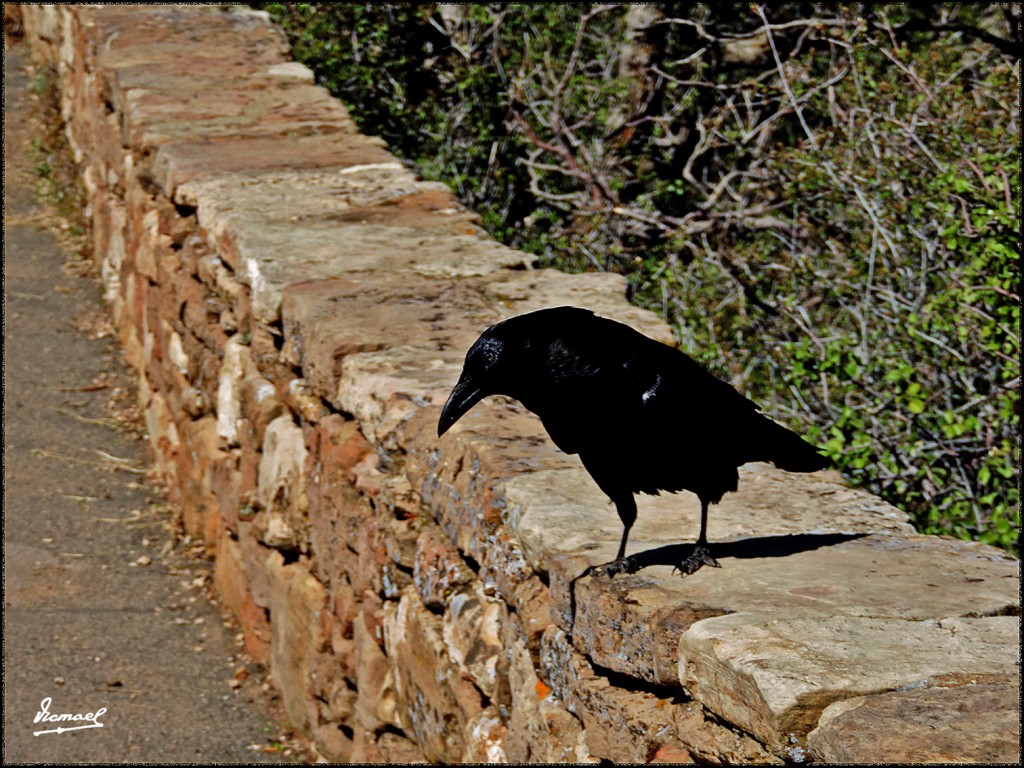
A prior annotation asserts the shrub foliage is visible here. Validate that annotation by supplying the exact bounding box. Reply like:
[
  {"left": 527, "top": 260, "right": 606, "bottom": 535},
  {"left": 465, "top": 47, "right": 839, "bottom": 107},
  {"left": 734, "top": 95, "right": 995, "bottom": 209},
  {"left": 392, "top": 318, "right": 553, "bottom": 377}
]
[{"left": 256, "top": 2, "right": 1020, "bottom": 553}]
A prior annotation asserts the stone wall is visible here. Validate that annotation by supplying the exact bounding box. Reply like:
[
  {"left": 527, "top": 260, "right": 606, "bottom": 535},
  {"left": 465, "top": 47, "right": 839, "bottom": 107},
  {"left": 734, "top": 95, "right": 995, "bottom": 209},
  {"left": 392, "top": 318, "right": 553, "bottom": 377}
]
[{"left": 20, "top": 5, "right": 1020, "bottom": 764}]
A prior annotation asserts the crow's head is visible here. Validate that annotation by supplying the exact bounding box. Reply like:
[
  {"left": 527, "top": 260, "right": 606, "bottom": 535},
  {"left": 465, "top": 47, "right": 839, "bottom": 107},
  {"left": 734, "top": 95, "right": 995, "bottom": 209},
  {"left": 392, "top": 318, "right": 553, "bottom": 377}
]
[
  {"left": 437, "top": 306, "right": 593, "bottom": 437},
  {"left": 437, "top": 330, "right": 510, "bottom": 437}
]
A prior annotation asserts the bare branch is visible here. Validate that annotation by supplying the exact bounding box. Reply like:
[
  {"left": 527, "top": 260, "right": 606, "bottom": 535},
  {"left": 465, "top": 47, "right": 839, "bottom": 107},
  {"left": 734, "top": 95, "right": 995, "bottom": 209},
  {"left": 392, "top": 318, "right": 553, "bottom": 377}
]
[{"left": 754, "top": 3, "right": 819, "bottom": 150}]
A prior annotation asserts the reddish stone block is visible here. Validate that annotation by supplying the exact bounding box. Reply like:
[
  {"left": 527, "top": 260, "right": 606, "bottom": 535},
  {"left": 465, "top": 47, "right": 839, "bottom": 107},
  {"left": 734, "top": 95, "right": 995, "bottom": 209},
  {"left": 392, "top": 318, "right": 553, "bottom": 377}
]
[
  {"left": 351, "top": 516, "right": 387, "bottom": 596},
  {"left": 513, "top": 575, "right": 555, "bottom": 644},
  {"left": 306, "top": 417, "right": 373, "bottom": 592},
  {"left": 209, "top": 449, "right": 240, "bottom": 532},
  {"left": 238, "top": 523, "right": 277, "bottom": 609},
  {"left": 175, "top": 415, "right": 229, "bottom": 548},
  {"left": 413, "top": 526, "right": 474, "bottom": 609},
  {"left": 312, "top": 723, "right": 354, "bottom": 763},
  {"left": 127, "top": 268, "right": 149, "bottom": 350},
  {"left": 353, "top": 607, "right": 397, "bottom": 730},
  {"left": 650, "top": 744, "right": 695, "bottom": 763},
  {"left": 213, "top": 524, "right": 271, "bottom": 663},
  {"left": 239, "top": 592, "right": 272, "bottom": 664},
  {"left": 378, "top": 731, "right": 427, "bottom": 764},
  {"left": 350, "top": 723, "right": 384, "bottom": 764},
  {"left": 319, "top": 414, "right": 374, "bottom": 474},
  {"left": 240, "top": 373, "right": 285, "bottom": 448},
  {"left": 267, "top": 557, "right": 329, "bottom": 732}
]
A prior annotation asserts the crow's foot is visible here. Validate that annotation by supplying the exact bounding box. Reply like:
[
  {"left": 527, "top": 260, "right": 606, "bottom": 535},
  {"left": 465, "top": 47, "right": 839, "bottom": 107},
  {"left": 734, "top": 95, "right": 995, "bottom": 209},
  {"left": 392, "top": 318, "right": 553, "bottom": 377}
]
[
  {"left": 583, "top": 556, "right": 640, "bottom": 579},
  {"left": 673, "top": 545, "right": 720, "bottom": 576}
]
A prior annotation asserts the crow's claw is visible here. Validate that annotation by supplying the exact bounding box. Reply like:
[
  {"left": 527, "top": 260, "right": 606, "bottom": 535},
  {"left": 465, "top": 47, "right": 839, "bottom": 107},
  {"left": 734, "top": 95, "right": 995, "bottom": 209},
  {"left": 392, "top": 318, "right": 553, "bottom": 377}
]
[
  {"left": 673, "top": 545, "right": 720, "bottom": 576},
  {"left": 583, "top": 556, "right": 640, "bottom": 579}
]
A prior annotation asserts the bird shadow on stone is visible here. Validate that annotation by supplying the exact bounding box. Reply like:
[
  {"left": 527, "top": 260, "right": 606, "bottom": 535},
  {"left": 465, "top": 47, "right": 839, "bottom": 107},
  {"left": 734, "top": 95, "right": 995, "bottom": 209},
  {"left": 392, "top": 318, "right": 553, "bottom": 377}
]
[
  {"left": 620, "top": 531, "right": 871, "bottom": 574},
  {"left": 568, "top": 532, "right": 870, "bottom": 633},
  {"left": 578, "top": 530, "right": 872, "bottom": 583}
]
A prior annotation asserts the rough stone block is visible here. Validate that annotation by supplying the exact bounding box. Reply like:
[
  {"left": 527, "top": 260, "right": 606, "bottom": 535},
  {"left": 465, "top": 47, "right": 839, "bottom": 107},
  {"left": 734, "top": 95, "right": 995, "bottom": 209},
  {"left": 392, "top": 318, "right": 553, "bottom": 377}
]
[
  {"left": 539, "top": 625, "right": 773, "bottom": 764},
  {"left": 554, "top": 528, "right": 1017, "bottom": 688},
  {"left": 412, "top": 526, "right": 474, "bottom": 609},
  {"left": 175, "top": 414, "right": 219, "bottom": 542},
  {"left": 187, "top": 194, "right": 528, "bottom": 324},
  {"left": 240, "top": 373, "right": 285, "bottom": 448},
  {"left": 144, "top": 387, "right": 180, "bottom": 460},
  {"left": 213, "top": 527, "right": 271, "bottom": 662},
  {"left": 353, "top": 608, "right": 398, "bottom": 730},
  {"left": 377, "top": 730, "right": 428, "bottom": 763},
  {"left": 268, "top": 557, "right": 329, "bottom": 731},
  {"left": 305, "top": 414, "right": 374, "bottom": 591},
  {"left": 257, "top": 414, "right": 308, "bottom": 550},
  {"left": 540, "top": 625, "right": 680, "bottom": 764},
  {"left": 311, "top": 723, "right": 353, "bottom": 763},
  {"left": 504, "top": 637, "right": 595, "bottom": 764},
  {"left": 807, "top": 680, "right": 1021, "bottom": 764},
  {"left": 155, "top": 133, "right": 395, "bottom": 202},
  {"left": 462, "top": 708, "right": 508, "bottom": 763},
  {"left": 281, "top": 269, "right": 667, "bottom": 411},
  {"left": 443, "top": 582, "right": 506, "bottom": 699},
  {"left": 311, "top": 651, "right": 355, "bottom": 724},
  {"left": 350, "top": 516, "right": 387, "bottom": 597},
  {"left": 511, "top": 576, "right": 555, "bottom": 644},
  {"left": 281, "top": 272, "right": 497, "bottom": 404},
  {"left": 338, "top": 346, "right": 467, "bottom": 451},
  {"left": 209, "top": 449, "right": 240, "bottom": 532},
  {"left": 679, "top": 613, "right": 1020, "bottom": 751},
  {"left": 135, "top": 207, "right": 170, "bottom": 281},
  {"left": 383, "top": 587, "right": 483, "bottom": 762},
  {"left": 122, "top": 76, "right": 355, "bottom": 151},
  {"left": 238, "top": 526, "right": 278, "bottom": 609},
  {"left": 402, "top": 403, "right": 577, "bottom": 570},
  {"left": 216, "top": 335, "right": 249, "bottom": 446}
]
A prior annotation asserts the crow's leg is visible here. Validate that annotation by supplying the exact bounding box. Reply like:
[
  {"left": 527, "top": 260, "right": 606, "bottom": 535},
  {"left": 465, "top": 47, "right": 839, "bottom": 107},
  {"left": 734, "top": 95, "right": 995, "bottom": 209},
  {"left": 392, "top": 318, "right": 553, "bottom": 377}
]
[
  {"left": 584, "top": 493, "right": 638, "bottom": 578},
  {"left": 614, "top": 493, "right": 637, "bottom": 561},
  {"left": 674, "top": 498, "right": 721, "bottom": 576}
]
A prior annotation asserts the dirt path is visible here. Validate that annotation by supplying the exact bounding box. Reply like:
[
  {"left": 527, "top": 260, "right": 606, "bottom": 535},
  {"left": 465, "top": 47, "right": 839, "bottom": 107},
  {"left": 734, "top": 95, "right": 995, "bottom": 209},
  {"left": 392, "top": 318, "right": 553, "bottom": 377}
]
[{"left": 3, "top": 41, "right": 301, "bottom": 764}]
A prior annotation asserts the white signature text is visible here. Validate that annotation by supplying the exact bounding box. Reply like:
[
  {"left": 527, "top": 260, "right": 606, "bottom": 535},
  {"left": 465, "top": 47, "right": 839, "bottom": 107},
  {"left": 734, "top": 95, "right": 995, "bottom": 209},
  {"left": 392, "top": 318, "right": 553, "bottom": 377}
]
[{"left": 33, "top": 697, "right": 108, "bottom": 736}]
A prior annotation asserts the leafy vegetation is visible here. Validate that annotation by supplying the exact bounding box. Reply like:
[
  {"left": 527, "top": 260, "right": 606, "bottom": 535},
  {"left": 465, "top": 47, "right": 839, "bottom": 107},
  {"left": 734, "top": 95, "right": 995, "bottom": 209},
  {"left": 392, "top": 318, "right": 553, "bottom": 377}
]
[{"left": 254, "top": 3, "right": 1019, "bottom": 553}]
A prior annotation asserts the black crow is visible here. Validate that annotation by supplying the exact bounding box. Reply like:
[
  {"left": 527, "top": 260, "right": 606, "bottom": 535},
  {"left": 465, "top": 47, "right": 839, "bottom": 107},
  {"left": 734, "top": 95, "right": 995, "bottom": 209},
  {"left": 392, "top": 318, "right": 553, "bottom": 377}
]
[{"left": 437, "top": 306, "right": 829, "bottom": 576}]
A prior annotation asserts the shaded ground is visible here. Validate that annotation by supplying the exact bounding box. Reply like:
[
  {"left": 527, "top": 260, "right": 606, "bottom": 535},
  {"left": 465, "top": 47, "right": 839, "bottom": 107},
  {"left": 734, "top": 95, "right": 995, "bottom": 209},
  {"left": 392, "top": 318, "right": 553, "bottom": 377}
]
[{"left": 3, "top": 41, "right": 304, "bottom": 764}]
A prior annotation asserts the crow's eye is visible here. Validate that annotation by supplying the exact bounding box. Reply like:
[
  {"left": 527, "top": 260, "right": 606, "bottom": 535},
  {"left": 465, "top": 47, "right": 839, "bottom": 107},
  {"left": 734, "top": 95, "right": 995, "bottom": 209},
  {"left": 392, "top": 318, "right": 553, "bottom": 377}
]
[{"left": 475, "top": 336, "right": 504, "bottom": 372}]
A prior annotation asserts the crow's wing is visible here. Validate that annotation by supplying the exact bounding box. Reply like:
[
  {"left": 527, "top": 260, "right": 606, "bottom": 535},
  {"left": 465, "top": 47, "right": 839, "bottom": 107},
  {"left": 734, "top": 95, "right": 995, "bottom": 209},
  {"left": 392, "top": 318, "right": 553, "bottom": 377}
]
[{"left": 530, "top": 319, "right": 757, "bottom": 455}]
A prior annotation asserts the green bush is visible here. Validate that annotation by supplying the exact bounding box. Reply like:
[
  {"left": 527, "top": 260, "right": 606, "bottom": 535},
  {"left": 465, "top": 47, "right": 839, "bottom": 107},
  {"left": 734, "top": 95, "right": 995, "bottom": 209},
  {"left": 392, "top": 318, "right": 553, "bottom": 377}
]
[{"left": 255, "top": 3, "right": 1019, "bottom": 554}]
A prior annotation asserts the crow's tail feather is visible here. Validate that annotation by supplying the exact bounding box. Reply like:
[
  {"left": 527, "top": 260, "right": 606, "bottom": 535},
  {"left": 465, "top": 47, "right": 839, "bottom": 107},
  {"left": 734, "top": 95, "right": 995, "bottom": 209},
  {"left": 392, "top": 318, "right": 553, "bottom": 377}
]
[{"left": 749, "top": 416, "right": 831, "bottom": 472}]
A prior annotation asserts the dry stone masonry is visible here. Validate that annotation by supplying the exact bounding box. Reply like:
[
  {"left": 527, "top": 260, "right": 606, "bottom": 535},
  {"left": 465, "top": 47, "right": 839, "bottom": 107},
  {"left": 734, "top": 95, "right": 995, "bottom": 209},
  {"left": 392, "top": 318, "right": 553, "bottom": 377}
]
[{"left": 20, "top": 5, "right": 1020, "bottom": 763}]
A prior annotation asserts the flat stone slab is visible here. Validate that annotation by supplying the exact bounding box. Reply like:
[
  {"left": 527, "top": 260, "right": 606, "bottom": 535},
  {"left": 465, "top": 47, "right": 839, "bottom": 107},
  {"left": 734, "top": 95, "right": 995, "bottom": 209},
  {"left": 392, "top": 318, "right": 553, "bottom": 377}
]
[
  {"left": 108, "top": 63, "right": 316, "bottom": 94},
  {"left": 807, "top": 680, "right": 1021, "bottom": 764},
  {"left": 177, "top": 164, "right": 463, "bottom": 225},
  {"left": 79, "top": 5, "right": 289, "bottom": 88},
  {"left": 679, "top": 613, "right": 1020, "bottom": 751},
  {"left": 176, "top": 166, "right": 480, "bottom": 266},
  {"left": 562, "top": 532, "right": 1018, "bottom": 685},
  {"left": 121, "top": 80, "right": 356, "bottom": 150},
  {"left": 282, "top": 268, "right": 672, "bottom": 406},
  {"left": 174, "top": 166, "right": 532, "bottom": 322},
  {"left": 503, "top": 463, "right": 914, "bottom": 567},
  {"left": 73, "top": 7, "right": 382, "bottom": 199},
  {"left": 153, "top": 134, "right": 397, "bottom": 199}
]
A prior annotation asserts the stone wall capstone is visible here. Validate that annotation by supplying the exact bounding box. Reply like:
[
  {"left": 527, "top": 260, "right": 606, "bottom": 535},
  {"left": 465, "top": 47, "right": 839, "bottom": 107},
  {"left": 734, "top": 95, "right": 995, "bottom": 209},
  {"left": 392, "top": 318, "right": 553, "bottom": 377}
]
[{"left": 19, "top": 5, "right": 1020, "bottom": 763}]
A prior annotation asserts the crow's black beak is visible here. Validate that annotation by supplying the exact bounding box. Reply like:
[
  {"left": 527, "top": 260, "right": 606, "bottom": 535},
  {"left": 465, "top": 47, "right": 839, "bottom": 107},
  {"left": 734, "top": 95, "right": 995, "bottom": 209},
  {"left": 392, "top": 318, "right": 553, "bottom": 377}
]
[{"left": 438, "top": 374, "right": 486, "bottom": 437}]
